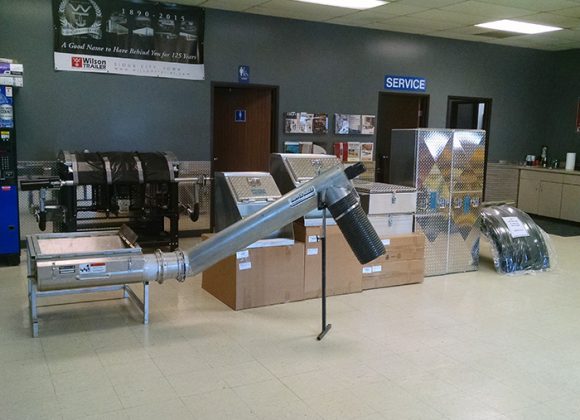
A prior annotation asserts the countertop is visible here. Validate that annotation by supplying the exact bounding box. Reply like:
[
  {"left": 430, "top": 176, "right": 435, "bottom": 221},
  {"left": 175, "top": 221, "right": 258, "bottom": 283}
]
[{"left": 488, "top": 162, "right": 580, "bottom": 175}]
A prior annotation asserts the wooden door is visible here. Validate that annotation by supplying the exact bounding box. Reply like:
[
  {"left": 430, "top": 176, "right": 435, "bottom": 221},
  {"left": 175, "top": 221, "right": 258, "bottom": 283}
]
[
  {"left": 375, "top": 93, "right": 429, "bottom": 183},
  {"left": 212, "top": 86, "right": 277, "bottom": 172}
]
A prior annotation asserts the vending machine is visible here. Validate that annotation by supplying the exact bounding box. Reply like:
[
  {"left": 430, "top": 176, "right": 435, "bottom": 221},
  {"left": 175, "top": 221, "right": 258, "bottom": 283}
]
[{"left": 0, "top": 62, "right": 23, "bottom": 265}]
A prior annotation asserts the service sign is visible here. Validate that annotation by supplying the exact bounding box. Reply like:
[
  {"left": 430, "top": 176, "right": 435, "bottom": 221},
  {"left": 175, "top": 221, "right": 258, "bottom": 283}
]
[
  {"left": 52, "top": 0, "right": 205, "bottom": 80},
  {"left": 384, "top": 75, "right": 426, "bottom": 92}
]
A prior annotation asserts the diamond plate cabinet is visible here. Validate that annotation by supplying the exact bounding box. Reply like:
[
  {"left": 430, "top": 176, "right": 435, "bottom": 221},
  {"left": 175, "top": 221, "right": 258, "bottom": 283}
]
[{"left": 390, "top": 129, "right": 485, "bottom": 276}]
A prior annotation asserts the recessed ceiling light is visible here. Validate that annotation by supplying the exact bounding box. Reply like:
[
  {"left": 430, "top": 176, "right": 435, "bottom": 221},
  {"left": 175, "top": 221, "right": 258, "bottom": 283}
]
[
  {"left": 293, "top": 0, "right": 388, "bottom": 10},
  {"left": 475, "top": 19, "right": 562, "bottom": 35}
]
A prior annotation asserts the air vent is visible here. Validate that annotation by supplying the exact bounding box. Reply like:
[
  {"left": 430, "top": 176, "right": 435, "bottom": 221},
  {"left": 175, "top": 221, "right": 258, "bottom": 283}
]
[{"left": 474, "top": 30, "right": 519, "bottom": 39}]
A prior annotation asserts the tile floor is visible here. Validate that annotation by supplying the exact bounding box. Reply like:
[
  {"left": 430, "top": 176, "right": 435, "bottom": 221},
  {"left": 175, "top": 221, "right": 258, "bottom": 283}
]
[{"left": 1, "top": 235, "right": 580, "bottom": 419}]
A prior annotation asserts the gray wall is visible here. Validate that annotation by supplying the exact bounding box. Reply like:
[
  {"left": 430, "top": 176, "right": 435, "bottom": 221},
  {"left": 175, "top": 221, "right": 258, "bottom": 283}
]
[
  {"left": 544, "top": 50, "right": 580, "bottom": 163},
  {"left": 1, "top": 0, "right": 563, "bottom": 163}
]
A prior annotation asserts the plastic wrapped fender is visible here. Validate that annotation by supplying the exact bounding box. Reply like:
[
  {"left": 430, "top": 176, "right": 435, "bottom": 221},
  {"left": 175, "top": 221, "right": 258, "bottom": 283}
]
[{"left": 479, "top": 205, "right": 553, "bottom": 274}]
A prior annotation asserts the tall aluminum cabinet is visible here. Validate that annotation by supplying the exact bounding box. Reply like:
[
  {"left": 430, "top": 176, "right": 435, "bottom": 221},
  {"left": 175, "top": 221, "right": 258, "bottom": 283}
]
[{"left": 390, "top": 129, "right": 485, "bottom": 276}]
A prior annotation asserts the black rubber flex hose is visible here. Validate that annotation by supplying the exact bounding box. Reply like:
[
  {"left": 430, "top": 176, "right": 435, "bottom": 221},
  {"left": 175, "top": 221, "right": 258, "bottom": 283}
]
[{"left": 328, "top": 191, "right": 385, "bottom": 264}]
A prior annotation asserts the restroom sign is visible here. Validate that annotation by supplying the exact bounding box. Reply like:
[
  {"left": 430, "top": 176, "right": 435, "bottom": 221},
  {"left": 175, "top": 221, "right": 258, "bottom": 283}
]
[
  {"left": 384, "top": 75, "right": 427, "bottom": 92},
  {"left": 235, "top": 109, "right": 246, "bottom": 123}
]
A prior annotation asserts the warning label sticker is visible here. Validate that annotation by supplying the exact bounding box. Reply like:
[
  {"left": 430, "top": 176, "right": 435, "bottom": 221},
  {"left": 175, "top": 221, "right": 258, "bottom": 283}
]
[{"left": 79, "top": 262, "right": 107, "bottom": 274}]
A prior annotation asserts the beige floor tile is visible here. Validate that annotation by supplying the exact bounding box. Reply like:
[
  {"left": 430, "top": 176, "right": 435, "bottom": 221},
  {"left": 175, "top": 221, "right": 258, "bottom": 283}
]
[
  {"left": 165, "top": 366, "right": 229, "bottom": 397},
  {"left": 350, "top": 380, "right": 421, "bottom": 413},
  {"left": 57, "top": 386, "right": 123, "bottom": 420},
  {"left": 303, "top": 389, "right": 377, "bottom": 420},
  {"left": 379, "top": 400, "right": 447, "bottom": 420},
  {"left": 51, "top": 364, "right": 112, "bottom": 396},
  {"left": 216, "top": 360, "right": 276, "bottom": 387},
  {"left": 280, "top": 369, "right": 349, "bottom": 400},
  {"left": 113, "top": 374, "right": 176, "bottom": 409},
  {"left": 250, "top": 399, "right": 322, "bottom": 420},
  {"left": 181, "top": 388, "right": 256, "bottom": 420},
  {"left": 423, "top": 391, "right": 506, "bottom": 420},
  {"left": 151, "top": 352, "right": 210, "bottom": 377},
  {"left": 471, "top": 381, "right": 542, "bottom": 413},
  {"left": 503, "top": 403, "right": 572, "bottom": 420},
  {"left": 80, "top": 411, "right": 129, "bottom": 420},
  {"left": 122, "top": 398, "right": 193, "bottom": 420},
  {"left": 0, "top": 376, "right": 56, "bottom": 405},
  {"left": 0, "top": 397, "right": 62, "bottom": 420},
  {"left": 103, "top": 357, "right": 164, "bottom": 386},
  {"left": 45, "top": 351, "right": 104, "bottom": 376},
  {"left": 3, "top": 235, "right": 580, "bottom": 418},
  {"left": 233, "top": 379, "right": 300, "bottom": 409}
]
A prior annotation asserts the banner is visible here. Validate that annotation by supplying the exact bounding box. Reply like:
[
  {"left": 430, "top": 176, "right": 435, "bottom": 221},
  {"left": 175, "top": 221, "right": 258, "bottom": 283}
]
[{"left": 52, "top": 0, "right": 204, "bottom": 80}]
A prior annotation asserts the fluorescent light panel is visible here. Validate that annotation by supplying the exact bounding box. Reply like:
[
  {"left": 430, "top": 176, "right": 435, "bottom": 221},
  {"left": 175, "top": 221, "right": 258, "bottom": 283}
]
[
  {"left": 294, "top": 0, "right": 388, "bottom": 10},
  {"left": 475, "top": 19, "right": 562, "bottom": 34}
]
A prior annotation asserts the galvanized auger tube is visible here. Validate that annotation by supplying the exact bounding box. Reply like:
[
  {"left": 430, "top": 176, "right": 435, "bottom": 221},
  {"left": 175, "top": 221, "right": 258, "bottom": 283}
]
[{"left": 143, "top": 163, "right": 386, "bottom": 283}]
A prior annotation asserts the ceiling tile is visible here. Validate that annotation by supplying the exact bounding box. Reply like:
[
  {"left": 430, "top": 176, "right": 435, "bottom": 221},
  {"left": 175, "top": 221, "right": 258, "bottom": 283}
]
[
  {"left": 247, "top": 0, "right": 351, "bottom": 20},
  {"left": 326, "top": 11, "right": 397, "bottom": 25},
  {"left": 199, "top": 0, "right": 269, "bottom": 11},
  {"left": 409, "top": 9, "right": 483, "bottom": 25},
  {"left": 473, "top": 0, "right": 580, "bottom": 12},
  {"left": 191, "top": 0, "right": 580, "bottom": 51},
  {"left": 552, "top": 6, "right": 580, "bottom": 18},
  {"left": 396, "top": 0, "right": 466, "bottom": 8},
  {"left": 427, "top": 30, "right": 496, "bottom": 43},
  {"left": 378, "top": 2, "right": 427, "bottom": 15},
  {"left": 171, "top": 0, "right": 207, "bottom": 5},
  {"left": 383, "top": 15, "right": 464, "bottom": 31},
  {"left": 516, "top": 12, "right": 580, "bottom": 28},
  {"left": 441, "top": 1, "right": 535, "bottom": 19},
  {"left": 370, "top": 20, "right": 432, "bottom": 34}
]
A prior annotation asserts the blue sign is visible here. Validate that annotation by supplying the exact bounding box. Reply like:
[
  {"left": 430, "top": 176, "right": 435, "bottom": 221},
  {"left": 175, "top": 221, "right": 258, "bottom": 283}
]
[
  {"left": 384, "top": 75, "right": 426, "bottom": 92},
  {"left": 238, "top": 65, "right": 250, "bottom": 83},
  {"left": 235, "top": 109, "right": 246, "bottom": 123}
]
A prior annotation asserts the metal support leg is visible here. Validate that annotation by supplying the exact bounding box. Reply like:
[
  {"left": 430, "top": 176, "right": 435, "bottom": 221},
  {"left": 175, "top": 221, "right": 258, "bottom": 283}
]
[
  {"left": 28, "top": 278, "right": 39, "bottom": 338},
  {"left": 123, "top": 285, "right": 129, "bottom": 299},
  {"left": 317, "top": 204, "right": 332, "bottom": 341},
  {"left": 123, "top": 283, "right": 150, "bottom": 324},
  {"left": 143, "top": 282, "right": 149, "bottom": 324}
]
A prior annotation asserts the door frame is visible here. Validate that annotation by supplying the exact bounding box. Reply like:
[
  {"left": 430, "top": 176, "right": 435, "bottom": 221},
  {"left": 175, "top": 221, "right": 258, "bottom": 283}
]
[
  {"left": 446, "top": 95, "right": 492, "bottom": 197},
  {"left": 209, "top": 82, "right": 280, "bottom": 229},
  {"left": 375, "top": 91, "right": 430, "bottom": 183}
]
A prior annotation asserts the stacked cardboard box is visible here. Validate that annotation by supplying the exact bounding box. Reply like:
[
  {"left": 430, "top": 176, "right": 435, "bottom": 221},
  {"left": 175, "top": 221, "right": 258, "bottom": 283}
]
[
  {"left": 201, "top": 234, "right": 305, "bottom": 310},
  {"left": 201, "top": 231, "right": 425, "bottom": 310},
  {"left": 293, "top": 222, "right": 362, "bottom": 299},
  {"left": 361, "top": 233, "right": 425, "bottom": 290}
]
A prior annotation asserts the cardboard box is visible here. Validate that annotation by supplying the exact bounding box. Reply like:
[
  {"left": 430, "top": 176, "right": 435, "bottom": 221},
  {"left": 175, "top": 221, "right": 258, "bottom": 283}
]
[
  {"left": 361, "top": 233, "right": 425, "bottom": 290},
  {"left": 362, "top": 259, "right": 424, "bottom": 290},
  {"left": 294, "top": 222, "right": 362, "bottom": 299},
  {"left": 201, "top": 234, "right": 305, "bottom": 310}
]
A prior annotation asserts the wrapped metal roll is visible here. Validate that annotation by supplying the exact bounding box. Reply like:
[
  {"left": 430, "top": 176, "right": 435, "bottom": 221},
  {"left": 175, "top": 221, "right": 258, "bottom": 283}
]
[{"left": 479, "top": 205, "right": 551, "bottom": 274}]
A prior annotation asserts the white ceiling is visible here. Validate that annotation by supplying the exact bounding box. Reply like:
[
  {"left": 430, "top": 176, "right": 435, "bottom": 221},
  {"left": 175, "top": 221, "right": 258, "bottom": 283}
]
[{"left": 178, "top": 0, "right": 580, "bottom": 51}]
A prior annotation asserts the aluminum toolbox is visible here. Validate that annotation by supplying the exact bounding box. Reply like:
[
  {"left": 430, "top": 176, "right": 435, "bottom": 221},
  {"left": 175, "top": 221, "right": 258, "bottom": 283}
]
[
  {"left": 367, "top": 214, "right": 414, "bottom": 237},
  {"left": 270, "top": 153, "right": 341, "bottom": 226},
  {"left": 214, "top": 172, "right": 294, "bottom": 247},
  {"left": 355, "top": 181, "right": 417, "bottom": 215}
]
